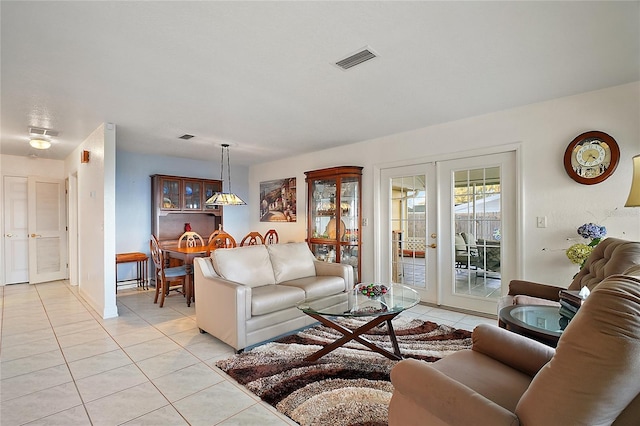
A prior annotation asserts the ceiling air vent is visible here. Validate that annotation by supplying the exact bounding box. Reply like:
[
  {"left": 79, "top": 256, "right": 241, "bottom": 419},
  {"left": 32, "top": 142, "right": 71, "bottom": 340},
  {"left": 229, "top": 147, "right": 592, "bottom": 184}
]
[
  {"left": 29, "top": 127, "right": 59, "bottom": 137},
  {"left": 178, "top": 134, "right": 195, "bottom": 140},
  {"left": 334, "top": 47, "right": 378, "bottom": 70}
]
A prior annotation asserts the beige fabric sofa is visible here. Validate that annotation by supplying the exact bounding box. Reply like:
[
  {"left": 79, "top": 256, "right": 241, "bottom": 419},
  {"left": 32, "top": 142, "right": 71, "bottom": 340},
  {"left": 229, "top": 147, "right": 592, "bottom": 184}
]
[
  {"left": 194, "top": 242, "right": 353, "bottom": 351},
  {"left": 389, "top": 267, "right": 640, "bottom": 425}
]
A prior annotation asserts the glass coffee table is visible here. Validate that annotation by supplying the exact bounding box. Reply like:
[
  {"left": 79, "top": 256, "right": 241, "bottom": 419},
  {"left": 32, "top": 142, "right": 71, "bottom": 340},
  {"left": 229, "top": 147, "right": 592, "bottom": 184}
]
[
  {"left": 499, "top": 305, "right": 569, "bottom": 347},
  {"left": 297, "top": 283, "right": 420, "bottom": 361}
]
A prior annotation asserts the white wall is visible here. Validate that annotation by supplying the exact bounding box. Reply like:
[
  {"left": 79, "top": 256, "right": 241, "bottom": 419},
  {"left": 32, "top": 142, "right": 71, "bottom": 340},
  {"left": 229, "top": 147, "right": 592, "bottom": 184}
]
[
  {"left": 65, "top": 123, "right": 118, "bottom": 319},
  {"left": 0, "top": 155, "right": 65, "bottom": 284},
  {"left": 249, "top": 82, "right": 640, "bottom": 287}
]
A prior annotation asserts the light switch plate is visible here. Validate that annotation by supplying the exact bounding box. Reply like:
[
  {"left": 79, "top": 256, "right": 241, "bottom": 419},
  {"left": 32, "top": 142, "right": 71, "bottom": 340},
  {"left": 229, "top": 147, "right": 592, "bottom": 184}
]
[{"left": 537, "top": 216, "right": 547, "bottom": 228}]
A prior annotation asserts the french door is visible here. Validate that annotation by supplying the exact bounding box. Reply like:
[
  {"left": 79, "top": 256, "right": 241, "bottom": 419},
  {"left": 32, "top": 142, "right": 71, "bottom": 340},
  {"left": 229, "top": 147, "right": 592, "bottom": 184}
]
[
  {"left": 381, "top": 164, "right": 437, "bottom": 304},
  {"left": 380, "top": 151, "right": 516, "bottom": 315}
]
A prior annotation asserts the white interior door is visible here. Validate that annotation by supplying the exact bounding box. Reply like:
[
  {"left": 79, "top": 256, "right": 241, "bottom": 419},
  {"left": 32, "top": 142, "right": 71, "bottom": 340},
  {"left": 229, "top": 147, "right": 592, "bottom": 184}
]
[
  {"left": 381, "top": 164, "right": 437, "bottom": 304},
  {"left": 438, "top": 152, "right": 516, "bottom": 314},
  {"left": 3, "top": 176, "right": 29, "bottom": 284},
  {"left": 28, "top": 177, "right": 68, "bottom": 283}
]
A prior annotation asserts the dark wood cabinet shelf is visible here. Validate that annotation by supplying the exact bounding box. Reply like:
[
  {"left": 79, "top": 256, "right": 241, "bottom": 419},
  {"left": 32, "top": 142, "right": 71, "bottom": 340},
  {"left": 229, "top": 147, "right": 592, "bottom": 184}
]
[{"left": 151, "top": 174, "right": 223, "bottom": 242}]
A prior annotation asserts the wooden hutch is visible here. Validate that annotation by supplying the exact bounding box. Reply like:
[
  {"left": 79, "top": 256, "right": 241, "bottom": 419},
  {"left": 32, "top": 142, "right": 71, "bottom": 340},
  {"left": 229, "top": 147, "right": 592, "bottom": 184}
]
[{"left": 151, "top": 174, "right": 223, "bottom": 243}]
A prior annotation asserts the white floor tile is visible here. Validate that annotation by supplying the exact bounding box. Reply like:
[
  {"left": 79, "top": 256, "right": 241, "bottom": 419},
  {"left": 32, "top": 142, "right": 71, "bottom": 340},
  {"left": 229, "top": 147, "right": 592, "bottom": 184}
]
[{"left": 1, "top": 279, "right": 493, "bottom": 426}]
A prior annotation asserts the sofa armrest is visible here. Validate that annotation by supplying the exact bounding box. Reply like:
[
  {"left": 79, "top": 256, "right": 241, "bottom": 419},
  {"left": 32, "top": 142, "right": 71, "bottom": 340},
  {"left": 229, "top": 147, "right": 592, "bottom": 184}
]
[
  {"left": 508, "top": 279, "right": 563, "bottom": 301},
  {"left": 314, "top": 261, "right": 354, "bottom": 291},
  {"left": 194, "top": 257, "right": 251, "bottom": 351},
  {"left": 472, "top": 324, "right": 555, "bottom": 377},
  {"left": 390, "top": 359, "right": 518, "bottom": 426}
]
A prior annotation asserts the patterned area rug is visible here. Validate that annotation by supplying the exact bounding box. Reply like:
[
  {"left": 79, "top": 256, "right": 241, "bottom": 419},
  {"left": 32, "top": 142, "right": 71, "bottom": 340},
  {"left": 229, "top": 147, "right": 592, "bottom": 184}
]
[{"left": 216, "top": 316, "right": 472, "bottom": 426}]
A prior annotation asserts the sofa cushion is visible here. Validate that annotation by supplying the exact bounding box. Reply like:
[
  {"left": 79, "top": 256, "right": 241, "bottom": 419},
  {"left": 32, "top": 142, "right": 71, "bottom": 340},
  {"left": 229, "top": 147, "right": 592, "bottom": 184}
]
[
  {"left": 266, "top": 242, "right": 316, "bottom": 283},
  {"left": 251, "top": 284, "right": 306, "bottom": 316},
  {"left": 280, "top": 276, "right": 346, "bottom": 300},
  {"left": 516, "top": 274, "right": 640, "bottom": 425},
  {"left": 211, "top": 245, "right": 276, "bottom": 288}
]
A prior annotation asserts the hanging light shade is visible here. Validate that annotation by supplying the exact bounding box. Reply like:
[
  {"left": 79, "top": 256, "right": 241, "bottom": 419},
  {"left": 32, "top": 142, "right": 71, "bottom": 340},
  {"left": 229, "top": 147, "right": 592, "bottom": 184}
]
[
  {"left": 624, "top": 155, "right": 640, "bottom": 207},
  {"left": 205, "top": 143, "right": 246, "bottom": 206}
]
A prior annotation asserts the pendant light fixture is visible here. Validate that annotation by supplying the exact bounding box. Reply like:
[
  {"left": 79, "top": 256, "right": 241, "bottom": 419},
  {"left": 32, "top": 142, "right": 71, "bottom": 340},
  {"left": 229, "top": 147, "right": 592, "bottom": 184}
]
[{"left": 205, "top": 143, "right": 246, "bottom": 206}]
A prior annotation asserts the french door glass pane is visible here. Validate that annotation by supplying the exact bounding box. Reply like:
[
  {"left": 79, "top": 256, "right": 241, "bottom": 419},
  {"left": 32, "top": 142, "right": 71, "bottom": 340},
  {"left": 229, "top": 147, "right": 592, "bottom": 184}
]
[
  {"left": 453, "top": 167, "right": 502, "bottom": 298},
  {"left": 391, "top": 175, "right": 426, "bottom": 288}
]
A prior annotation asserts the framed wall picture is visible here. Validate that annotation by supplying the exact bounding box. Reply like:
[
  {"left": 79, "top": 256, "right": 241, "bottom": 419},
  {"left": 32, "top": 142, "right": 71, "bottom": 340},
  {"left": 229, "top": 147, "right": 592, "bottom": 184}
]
[{"left": 260, "top": 177, "right": 297, "bottom": 222}]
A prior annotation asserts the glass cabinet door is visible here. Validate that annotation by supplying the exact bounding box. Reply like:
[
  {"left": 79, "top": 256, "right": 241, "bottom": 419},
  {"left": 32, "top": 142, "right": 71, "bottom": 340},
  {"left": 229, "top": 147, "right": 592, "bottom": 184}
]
[
  {"left": 310, "top": 178, "right": 337, "bottom": 239},
  {"left": 184, "top": 180, "right": 202, "bottom": 210},
  {"left": 340, "top": 177, "right": 359, "bottom": 243},
  {"left": 161, "top": 178, "right": 181, "bottom": 210}
]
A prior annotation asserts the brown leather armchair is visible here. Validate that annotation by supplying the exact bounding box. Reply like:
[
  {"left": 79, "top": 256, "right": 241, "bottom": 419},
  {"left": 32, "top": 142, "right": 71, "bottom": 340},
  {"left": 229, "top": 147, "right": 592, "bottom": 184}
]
[
  {"left": 389, "top": 269, "right": 640, "bottom": 425},
  {"left": 499, "top": 237, "right": 640, "bottom": 310}
]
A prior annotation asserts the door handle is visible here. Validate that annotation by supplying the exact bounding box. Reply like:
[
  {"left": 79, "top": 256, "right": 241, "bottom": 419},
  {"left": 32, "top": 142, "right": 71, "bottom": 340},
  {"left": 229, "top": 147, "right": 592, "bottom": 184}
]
[
  {"left": 5, "top": 233, "right": 12, "bottom": 237},
  {"left": 30, "top": 233, "right": 42, "bottom": 238},
  {"left": 429, "top": 243, "right": 437, "bottom": 249}
]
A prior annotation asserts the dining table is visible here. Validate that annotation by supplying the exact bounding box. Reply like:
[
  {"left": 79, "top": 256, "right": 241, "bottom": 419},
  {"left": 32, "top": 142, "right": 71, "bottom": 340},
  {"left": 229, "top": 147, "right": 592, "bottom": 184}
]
[{"left": 161, "top": 243, "right": 209, "bottom": 306}]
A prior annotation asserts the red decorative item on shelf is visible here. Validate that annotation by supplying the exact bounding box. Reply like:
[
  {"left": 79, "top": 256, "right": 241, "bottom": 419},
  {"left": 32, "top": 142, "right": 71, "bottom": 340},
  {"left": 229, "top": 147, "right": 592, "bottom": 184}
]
[{"left": 184, "top": 223, "right": 192, "bottom": 232}]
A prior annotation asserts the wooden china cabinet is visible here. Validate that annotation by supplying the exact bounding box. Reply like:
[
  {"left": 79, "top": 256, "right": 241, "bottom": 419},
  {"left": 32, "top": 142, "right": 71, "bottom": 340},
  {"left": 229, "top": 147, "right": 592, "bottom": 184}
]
[
  {"left": 305, "top": 166, "right": 363, "bottom": 283},
  {"left": 151, "top": 174, "right": 223, "bottom": 243}
]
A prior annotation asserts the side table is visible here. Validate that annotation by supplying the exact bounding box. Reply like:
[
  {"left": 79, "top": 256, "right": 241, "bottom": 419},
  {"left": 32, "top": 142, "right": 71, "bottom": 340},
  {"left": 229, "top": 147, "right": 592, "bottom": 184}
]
[
  {"left": 115, "top": 252, "right": 149, "bottom": 292},
  {"left": 498, "top": 305, "right": 567, "bottom": 347}
]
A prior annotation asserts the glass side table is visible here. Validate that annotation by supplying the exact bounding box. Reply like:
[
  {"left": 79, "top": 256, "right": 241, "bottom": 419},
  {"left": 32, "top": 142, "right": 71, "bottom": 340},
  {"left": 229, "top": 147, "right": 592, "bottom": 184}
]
[{"left": 499, "top": 305, "right": 568, "bottom": 347}]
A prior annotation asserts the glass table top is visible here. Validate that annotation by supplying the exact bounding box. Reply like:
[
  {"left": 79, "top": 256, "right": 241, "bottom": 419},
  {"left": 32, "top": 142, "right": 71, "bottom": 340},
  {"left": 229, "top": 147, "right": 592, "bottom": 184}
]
[
  {"left": 501, "top": 305, "right": 566, "bottom": 335},
  {"left": 298, "top": 283, "right": 420, "bottom": 317}
]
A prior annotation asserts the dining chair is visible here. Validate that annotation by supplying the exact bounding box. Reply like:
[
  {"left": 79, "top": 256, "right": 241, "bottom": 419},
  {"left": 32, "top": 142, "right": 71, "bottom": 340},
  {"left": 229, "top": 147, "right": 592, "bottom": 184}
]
[
  {"left": 150, "top": 235, "right": 188, "bottom": 308},
  {"left": 206, "top": 232, "right": 237, "bottom": 256},
  {"left": 178, "top": 231, "right": 204, "bottom": 248},
  {"left": 240, "top": 231, "right": 265, "bottom": 247},
  {"left": 207, "top": 230, "right": 222, "bottom": 245},
  {"left": 264, "top": 229, "right": 279, "bottom": 244}
]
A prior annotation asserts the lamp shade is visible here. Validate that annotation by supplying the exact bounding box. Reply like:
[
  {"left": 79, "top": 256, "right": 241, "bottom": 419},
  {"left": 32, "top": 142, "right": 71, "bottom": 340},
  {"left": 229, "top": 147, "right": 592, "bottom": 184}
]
[
  {"left": 30, "top": 138, "right": 51, "bottom": 150},
  {"left": 205, "top": 192, "right": 246, "bottom": 206},
  {"left": 624, "top": 155, "right": 640, "bottom": 207}
]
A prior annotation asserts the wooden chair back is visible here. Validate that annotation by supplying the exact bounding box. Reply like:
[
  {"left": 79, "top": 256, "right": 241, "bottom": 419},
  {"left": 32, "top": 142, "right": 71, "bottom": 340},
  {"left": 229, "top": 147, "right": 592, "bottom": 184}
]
[
  {"left": 207, "top": 230, "right": 222, "bottom": 245},
  {"left": 178, "top": 231, "right": 204, "bottom": 248},
  {"left": 150, "top": 234, "right": 164, "bottom": 272},
  {"left": 240, "top": 232, "right": 265, "bottom": 247},
  {"left": 264, "top": 229, "right": 279, "bottom": 244},
  {"left": 206, "top": 232, "right": 237, "bottom": 256}
]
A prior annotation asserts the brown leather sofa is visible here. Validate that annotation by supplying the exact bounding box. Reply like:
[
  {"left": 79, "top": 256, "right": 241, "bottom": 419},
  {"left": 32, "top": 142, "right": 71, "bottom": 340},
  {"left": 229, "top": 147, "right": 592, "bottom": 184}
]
[
  {"left": 193, "top": 242, "right": 353, "bottom": 351},
  {"left": 389, "top": 267, "right": 640, "bottom": 425},
  {"left": 498, "top": 237, "right": 640, "bottom": 311}
]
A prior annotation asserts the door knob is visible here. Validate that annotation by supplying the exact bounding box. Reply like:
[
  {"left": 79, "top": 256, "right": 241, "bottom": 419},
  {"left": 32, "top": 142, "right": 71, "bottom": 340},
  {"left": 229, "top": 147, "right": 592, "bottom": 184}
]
[
  {"left": 30, "top": 233, "right": 42, "bottom": 238},
  {"left": 5, "top": 233, "right": 12, "bottom": 237},
  {"left": 429, "top": 243, "right": 437, "bottom": 249},
  {"left": 430, "top": 233, "right": 437, "bottom": 239}
]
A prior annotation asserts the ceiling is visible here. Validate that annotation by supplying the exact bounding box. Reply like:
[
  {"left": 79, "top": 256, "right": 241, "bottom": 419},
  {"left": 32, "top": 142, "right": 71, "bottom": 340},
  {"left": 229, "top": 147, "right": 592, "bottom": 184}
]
[{"left": 1, "top": 1, "right": 638, "bottom": 166}]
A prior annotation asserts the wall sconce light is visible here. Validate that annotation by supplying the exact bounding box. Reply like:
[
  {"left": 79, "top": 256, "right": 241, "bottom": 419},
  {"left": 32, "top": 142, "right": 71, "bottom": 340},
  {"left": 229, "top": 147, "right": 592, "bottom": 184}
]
[
  {"left": 81, "top": 150, "right": 90, "bottom": 163},
  {"left": 29, "top": 138, "right": 51, "bottom": 150},
  {"left": 624, "top": 155, "right": 640, "bottom": 207}
]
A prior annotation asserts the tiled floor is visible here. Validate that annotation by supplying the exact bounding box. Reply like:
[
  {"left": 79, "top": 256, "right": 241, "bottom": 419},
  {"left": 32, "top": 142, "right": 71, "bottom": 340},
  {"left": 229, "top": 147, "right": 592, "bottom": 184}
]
[{"left": 0, "top": 280, "right": 496, "bottom": 425}]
